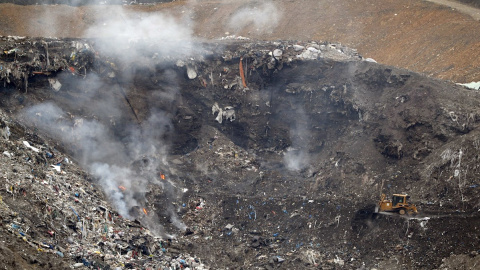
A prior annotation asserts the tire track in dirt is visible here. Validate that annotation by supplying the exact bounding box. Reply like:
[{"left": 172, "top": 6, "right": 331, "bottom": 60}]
[{"left": 426, "top": 0, "right": 480, "bottom": 20}]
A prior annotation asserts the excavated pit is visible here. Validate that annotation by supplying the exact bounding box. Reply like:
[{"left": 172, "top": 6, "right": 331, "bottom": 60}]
[{"left": 1, "top": 36, "right": 480, "bottom": 269}]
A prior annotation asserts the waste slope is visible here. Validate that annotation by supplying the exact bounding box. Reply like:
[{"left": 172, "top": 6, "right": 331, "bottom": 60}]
[{"left": 1, "top": 37, "right": 480, "bottom": 269}]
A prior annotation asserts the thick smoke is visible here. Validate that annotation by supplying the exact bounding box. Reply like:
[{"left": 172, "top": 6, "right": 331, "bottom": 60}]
[
  {"left": 85, "top": 9, "right": 194, "bottom": 64},
  {"left": 23, "top": 102, "right": 164, "bottom": 215},
  {"left": 22, "top": 8, "right": 197, "bottom": 236},
  {"left": 226, "top": 1, "right": 282, "bottom": 34}
]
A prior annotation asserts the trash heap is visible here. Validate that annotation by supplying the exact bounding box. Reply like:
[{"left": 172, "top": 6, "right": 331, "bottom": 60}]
[
  {"left": 1, "top": 35, "right": 363, "bottom": 94},
  {"left": 0, "top": 114, "right": 208, "bottom": 269},
  {"left": 0, "top": 36, "right": 97, "bottom": 91}
]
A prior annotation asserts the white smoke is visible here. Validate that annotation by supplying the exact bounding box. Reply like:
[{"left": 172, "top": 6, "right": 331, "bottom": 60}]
[
  {"left": 22, "top": 102, "right": 162, "bottom": 216},
  {"left": 283, "top": 107, "right": 310, "bottom": 171},
  {"left": 21, "top": 7, "right": 198, "bottom": 234},
  {"left": 91, "top": 163, "right": 137, "bottom": 216},
  {"left": 85, "top": 9, "right": 195, "bottom": 64},
  {"left": 284, "top": 148, "right": 309, "bottom": 171},
  {"left": 227, "top": 1, "right": 282, "bottom": 34}
]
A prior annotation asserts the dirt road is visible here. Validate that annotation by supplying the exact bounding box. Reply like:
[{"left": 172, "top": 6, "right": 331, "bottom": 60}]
[{"left": 426, "top": 0, "right": 480, "bottom": 20}]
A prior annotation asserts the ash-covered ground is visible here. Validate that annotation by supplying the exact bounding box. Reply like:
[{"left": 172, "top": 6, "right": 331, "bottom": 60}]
[{"left": 1, "top": 30, "right": 480, "bottom": 270}]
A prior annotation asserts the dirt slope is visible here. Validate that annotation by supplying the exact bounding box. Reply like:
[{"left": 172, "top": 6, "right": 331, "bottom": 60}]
[{"left": 0, "top": 0, "right": 479, "bottom": 82}]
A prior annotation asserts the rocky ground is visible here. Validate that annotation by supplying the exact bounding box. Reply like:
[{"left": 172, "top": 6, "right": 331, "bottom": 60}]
[{"left": 0, "top": 1, "right": 480, "bottom": 270}]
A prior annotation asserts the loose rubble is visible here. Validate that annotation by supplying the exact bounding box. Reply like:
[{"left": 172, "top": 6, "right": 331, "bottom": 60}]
[{"left": 0, "top": 113, "right": 208, "bottom": 269}]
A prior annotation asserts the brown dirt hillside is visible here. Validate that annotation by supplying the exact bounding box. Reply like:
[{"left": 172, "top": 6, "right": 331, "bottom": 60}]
[{"left": 0, "top": 0, "right": 479, "bottom": 82}]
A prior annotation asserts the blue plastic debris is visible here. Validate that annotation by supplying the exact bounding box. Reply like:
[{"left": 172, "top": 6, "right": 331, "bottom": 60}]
[
  {"left": 182, "top": 203, "right": 186, "bottom": 207},
  {"left": 46, "top": 152, "right": 53, "bottom": 158},
  {"left": 469, "top": 184, "right": 478, "bottom": 188},
  {"left": 19, "top": 232, "right": 25, "bottom": 236},
  {"left": 273, "top": 233, "right": 279, "bottom": 237},
  {"left": 70, "top": 207, "right": 80, "bottom": 221},
  {"left": 11, "top": 224, "right": 20, "bottom": 229},
  {"left": 82, "top": 258, "right": 90, "bottom": 266},
  {"left": 56, "top": 251, "right": 64, "bottom": 257}
]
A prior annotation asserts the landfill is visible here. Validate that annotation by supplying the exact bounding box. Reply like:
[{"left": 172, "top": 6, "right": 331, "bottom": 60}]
[{"left": 0, "top": 31, "right": 479, "bottom": 270}]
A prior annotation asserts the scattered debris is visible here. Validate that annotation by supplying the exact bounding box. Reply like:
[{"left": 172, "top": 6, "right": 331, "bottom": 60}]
[{"left": 212, "top": 102, "right": 236, "bottom": 124}]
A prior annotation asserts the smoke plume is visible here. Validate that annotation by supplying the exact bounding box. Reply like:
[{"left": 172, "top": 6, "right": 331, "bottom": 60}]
[
  {"left": 283, "top": 107, "right": 310, "bottom": 171},
  {"left": 21, "top": 7, "right": 198, "bottom": 236},
  {"left": 227, "top": 1, "right": 282, "bottom": 35}
]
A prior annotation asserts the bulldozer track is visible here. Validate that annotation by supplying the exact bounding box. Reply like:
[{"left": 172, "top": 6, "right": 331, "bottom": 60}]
[{"left": 376, "top": 210, "right": 480, "bottom": 220}]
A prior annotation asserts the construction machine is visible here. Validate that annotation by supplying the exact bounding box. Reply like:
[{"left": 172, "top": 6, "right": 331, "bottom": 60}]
[{"left": 375, "top": 193, "right": 418, "bottom": 215}]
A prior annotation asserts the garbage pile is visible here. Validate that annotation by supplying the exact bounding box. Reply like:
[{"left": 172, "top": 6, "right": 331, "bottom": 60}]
[
  {"left": 0, "top": 113, "right": 208, "bottom": 269},
  {"left": 0, "top": 35, "right": 362, "bottom": 94},
  {"left": 174, "top": 40, "right": 362, "bottom": 93},
  {"left": 0, "top": 36, "right": 96, "bottom": 91}
]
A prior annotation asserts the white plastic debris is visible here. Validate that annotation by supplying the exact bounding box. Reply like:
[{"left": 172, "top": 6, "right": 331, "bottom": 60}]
[
  {"left": 48, "top": 78, "right": 62, "bottom": 92},
  {"left": 219, "top": 35, "right": 250, "bottom": 40},
  {"left": 51, "top": 165, "right": 61, "bottom": 172},
  {"left": 223, "top": 106, "right": 236, "bottom": 122},
  {"left": 187, "top": 65, "right": 197, "bottom": 79},
  {"left": 458, "top": 81, "right": 480, "bottom": 90},
  {"left": 176, "top": 60, "right": 185, "bottom": 67},
  {"left": 273, "top": 49, "right": 283, "bottom": 58},
  {"left": 364, "top": 58, "right": 377, "bottom": 63},
  {"left": 73, "top": 262, "right": 84, "bottom": 268},
  {"left": 293, "top": 44, "right": 305, "bottom": 52},
  {"left": 297, "top": 47, "right": 320, "bottom": 60},
  {"left": 212, "top": 102, "right": 236, "bottom": 124},
  {"left": 23, "top": 141, "right": 39, "bottom": 152},
  {"left": 1, "top": 125, "right": 10, "bottom": 140},
  {"left": 334, "top": 256, "right": 345, "bottom": 266},
  {"left": 3, "top": 151, "right": 12, "bottom": 158}
]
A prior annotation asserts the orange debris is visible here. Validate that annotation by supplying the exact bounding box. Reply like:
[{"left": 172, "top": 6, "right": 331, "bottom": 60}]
[{"left": 239, "top": 57, "right": 247, "bottom": 88}]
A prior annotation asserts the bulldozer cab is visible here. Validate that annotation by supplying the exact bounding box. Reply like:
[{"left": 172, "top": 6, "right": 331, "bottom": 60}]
[{"left": 392, "top": 194, "right": 407, "bottom": 207}]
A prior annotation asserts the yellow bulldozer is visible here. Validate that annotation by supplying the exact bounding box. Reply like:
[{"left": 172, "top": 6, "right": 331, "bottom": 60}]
[{"left": 375, "top": 193, "right": 418, "bottom": 215}]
